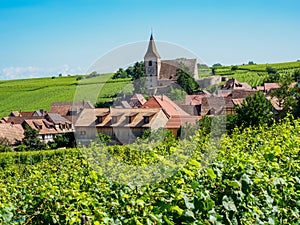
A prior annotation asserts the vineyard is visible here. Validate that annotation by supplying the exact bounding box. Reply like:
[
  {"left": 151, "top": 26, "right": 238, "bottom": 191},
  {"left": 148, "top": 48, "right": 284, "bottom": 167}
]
[
  {"left": 0, "top": 74, "right": 132, "bottom": 118},
  {"left": 212, "top": 61, "right": 300, "bottom": 87},
  {"left": 0, "top": 118, "right": 299, "bottom": 224}
]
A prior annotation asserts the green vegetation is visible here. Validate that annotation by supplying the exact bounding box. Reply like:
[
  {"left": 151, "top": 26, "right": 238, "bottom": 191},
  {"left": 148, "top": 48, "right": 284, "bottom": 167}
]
[
  {"left": 0, "top": 118, "right": 299, "bottom": 224},
  {"left": 176, "top": 68, "right": 200, "bottom": 94},
  {"left": 212, "top": 61, "right": 300, "bottom": 88},
  {"left": 0, "top": 73, "right": 133, "bottom": 118}
]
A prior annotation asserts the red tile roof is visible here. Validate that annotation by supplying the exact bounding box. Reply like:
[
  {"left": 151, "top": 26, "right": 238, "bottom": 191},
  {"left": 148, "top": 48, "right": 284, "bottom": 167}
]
[
  {"left": 165, "top": 115, "right": 201, "bottom": 129},
  {"left": 264, "top": 83, "right": 280, "bottom": 93},
  {"left": 142, "top": 95, "right": 189, "bottom": 117},
  {"left": 50, "top": 101, "right": 94, "bottom": 116},
  {"left": 0, "top": 124, "right": 24, "bottom": 145},
  {"left": 23, "top": 119, "right": 58, "bottom": 135}
]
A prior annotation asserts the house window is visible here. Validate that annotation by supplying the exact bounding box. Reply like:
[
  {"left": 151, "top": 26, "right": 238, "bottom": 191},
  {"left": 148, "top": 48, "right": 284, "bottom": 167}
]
[
  {"left": 128, "top": 116, "right": 132, "bottom": 123},
  {"left": 97, "top": 116, "right": 102, "bottom": 123},
  {"left": 112, "top": 116, "right": 117, "bottom": 124},
  {"left": 144, "top": 116, "right": 149, "bottom": 124},
  {"left": 80, "top": 130, "right": 86, "bottom": 136},
  {"left": 149, "top": 61, "right": 152, "bottom": 66}
]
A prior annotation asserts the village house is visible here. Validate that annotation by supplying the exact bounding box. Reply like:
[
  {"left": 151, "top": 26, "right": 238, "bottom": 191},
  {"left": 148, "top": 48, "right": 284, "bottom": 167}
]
[
  {"left": 1, "top": 109, "right": 74, "bottom": 143},
  {"left": 142, "top": 95, "right": 201, "bottom": 136},
  {"left": 75, "top": 107, "right": 168, "bottom": 145},
  {"left": 50, "top": 101, "right": 94, "bottom": 121}
]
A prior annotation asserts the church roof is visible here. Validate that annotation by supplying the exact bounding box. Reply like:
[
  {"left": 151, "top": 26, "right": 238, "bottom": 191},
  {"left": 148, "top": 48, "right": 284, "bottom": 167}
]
[{"left": 144, "top": 34, "right": 161, "bottom": 59}]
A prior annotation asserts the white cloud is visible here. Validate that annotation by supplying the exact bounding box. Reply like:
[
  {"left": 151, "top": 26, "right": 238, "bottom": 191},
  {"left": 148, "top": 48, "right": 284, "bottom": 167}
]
[
  {"left": 0, "top": 66, "right": 41, "bottom": 80},
  {"left": 0, "top": 65, "right": 85, "bottom": 80}
]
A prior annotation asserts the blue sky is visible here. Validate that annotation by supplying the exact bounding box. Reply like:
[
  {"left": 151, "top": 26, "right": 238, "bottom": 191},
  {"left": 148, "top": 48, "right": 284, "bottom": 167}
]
[{"left": 0, "top": 0, "right": 300, "bottom": 79}]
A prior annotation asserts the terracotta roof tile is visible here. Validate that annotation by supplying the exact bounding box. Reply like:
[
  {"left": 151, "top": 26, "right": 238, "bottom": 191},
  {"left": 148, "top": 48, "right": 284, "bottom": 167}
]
[
  {"left": 0, "top": 124, "right": 24, "bottom": 145},
  {"left": 165, "top": 115, "right": 201, "bottom": 129},
  {"left": 142, "top": 95, "right": 189, "bottom": 117}
]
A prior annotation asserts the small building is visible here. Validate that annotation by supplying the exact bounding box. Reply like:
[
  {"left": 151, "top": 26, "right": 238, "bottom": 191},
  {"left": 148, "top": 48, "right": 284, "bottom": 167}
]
[
  {"left": 22, "top": 119, "right": 58, "bottom": 143},
  {"left": 75, "top": 108, "right": 168, "bottom": 145}
]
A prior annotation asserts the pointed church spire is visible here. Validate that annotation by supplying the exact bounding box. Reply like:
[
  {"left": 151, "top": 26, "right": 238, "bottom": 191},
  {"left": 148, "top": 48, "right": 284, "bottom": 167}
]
[{"left": 145, "top": 33, "right": 160, "bottom": 58}]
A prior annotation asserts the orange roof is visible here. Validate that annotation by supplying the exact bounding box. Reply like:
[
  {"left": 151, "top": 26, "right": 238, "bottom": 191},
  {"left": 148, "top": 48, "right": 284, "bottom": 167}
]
[
  {"left": 50, "top": 101, "right": 94, "bottom": 116},
  {"left": 264, "top": 83, "right": 280, "bottom": 92},
  {"left": 75, "top": 108, "right": 164, "bottom": 128},
  {"left": 142, "top": 95, "right": 189, "bottom": 117},
  {"left": 23, "top": 119, "right": 58, "bottom": 135},
  {"left": 165, "top": 115, "right": 201, "bottom": 129},
  {"left": 0, "top": 124, "right": 24, "bottom": 145},
  {"left": 185, "top": 95, "right": 203, "bottom": 105}
]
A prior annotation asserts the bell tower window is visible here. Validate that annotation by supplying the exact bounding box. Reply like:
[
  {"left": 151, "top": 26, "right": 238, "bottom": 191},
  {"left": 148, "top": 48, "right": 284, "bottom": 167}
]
[{"left": 149, "top": 61, "right": 152, "bottom": 66}]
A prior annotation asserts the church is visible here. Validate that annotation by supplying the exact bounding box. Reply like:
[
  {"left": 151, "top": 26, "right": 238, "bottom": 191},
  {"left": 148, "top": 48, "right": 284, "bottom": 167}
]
[{"left": 144, "top": 34, "right": 198, "bottom": 89}]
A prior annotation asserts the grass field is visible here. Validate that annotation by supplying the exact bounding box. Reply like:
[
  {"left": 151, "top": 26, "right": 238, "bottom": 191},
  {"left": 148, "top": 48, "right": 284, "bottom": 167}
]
[{"left": 0, "top": 74, "right": 133, "bottom": 118}]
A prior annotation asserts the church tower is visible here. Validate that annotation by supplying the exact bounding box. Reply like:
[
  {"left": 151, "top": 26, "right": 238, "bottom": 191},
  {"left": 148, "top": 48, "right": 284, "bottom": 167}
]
[{"left": 144, "top": 34, "right": 161, "bottom": 88}]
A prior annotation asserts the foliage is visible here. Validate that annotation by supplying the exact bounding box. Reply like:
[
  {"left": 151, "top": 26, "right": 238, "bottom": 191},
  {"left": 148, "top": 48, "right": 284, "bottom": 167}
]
[
  {"left": 97, "top": 133, "right": 111, "bottom": 145},
  {"left": 50, "top": 133, "right": 76, "bottom": 149},
  {"left": 271, "top": 73, "right": 300, "bottom": 119},
  {"left": 112, "top": 68, "right": 131, "bottom": 79},
  {"left": 212, "top": 63, "right": 222, "bottom": 67},
  {"left": 0, "top": 138, "right": 12, "bottom": 152},
  {"left": 266, "top": 66, "right": 277, "bottom": 74},
  {"left": 231, "top": 65, "right": 238, "bottom": 71},
  {"left": 234, "top": 91, "right": 274, "bottom": 129},
  {"left": 176, "top": 69, "right": 200, "bottom": 95},
  {"left": 266, "top": 71, "right": 280, "bottom": 83},
  {"left": 168, "top": 86, "right": 186, "bottom": 101},
  {"left": 21, "top": 125, "right": 46, "bottom": 151},
  {"left": 0, "top": 119, "right": 300, "bottom": 224}
]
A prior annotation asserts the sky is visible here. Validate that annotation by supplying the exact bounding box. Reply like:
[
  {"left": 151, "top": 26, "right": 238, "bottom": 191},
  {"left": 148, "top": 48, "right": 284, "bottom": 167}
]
[{"left": 0, "top": 0, "right": 300, "bottom": 79}]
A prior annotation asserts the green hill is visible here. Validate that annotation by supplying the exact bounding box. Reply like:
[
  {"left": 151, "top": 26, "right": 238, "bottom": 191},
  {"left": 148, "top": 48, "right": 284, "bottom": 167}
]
[{"left": 0, "top": 74, "right": 133, "bottom": 118}]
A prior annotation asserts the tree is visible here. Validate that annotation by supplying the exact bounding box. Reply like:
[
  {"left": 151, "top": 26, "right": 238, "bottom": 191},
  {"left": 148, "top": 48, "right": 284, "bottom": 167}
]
[
  {"left": 50, "top": 133, "right": 76, "bottom": 149},
  {"left": 235, "top": 91, "right": 273, "bottom": 129},
  {"left": 212, "top": 63, "right": 222, "bottom": 67},
  {"left": 231, "top": 65, "right": 238, "bottom": 71},
  {"left": 132, "top": 61, "right": 146, "bottom": 94},
  {"left": 266, "top": 72, "right": 280, "bottom": 83},
  {"left": 266, "top": 66, "right": 277, "bottom": 74},
  {"left": 22, "top": 125, "right": 45, "bottom": 150},
  {"left": 112, "top": 68, "right": 130, "bottom": 79},
  {"left": 176, "top": 68, "right": 200, "bottom": 94},
  {"left": 132, "top": 61, "right": 145, "bottom": 80}
]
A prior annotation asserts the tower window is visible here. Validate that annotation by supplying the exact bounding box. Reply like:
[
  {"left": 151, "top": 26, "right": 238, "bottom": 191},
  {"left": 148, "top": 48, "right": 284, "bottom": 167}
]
[{"left": 149, "top": 61, "right": 152, "bottom": 66}]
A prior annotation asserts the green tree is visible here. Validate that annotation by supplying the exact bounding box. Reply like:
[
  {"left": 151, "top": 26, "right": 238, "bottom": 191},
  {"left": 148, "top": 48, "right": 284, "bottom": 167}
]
[
  {"left": 22, "top": 125, "right": 45, "bottom": 150},
  {"left": 112, "top": 68, "right": 130, "bottom": 79},
  {"left": 235, "top": 91, "right": 273, "bottom": 129},
  {"left": 132, "top": 61, "right": 145, "bottom": 80},
  {"left": 176, "top": 68, "right": 200, "bottom": 94},
  {"left": 51, "top": 133, "right": 75, "bottom": 149}
]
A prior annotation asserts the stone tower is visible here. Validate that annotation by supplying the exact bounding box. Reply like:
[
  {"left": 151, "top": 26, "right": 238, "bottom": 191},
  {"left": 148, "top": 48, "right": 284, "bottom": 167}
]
[{"left": 144, "top": 34, "right": 161, "bottom": 88}]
